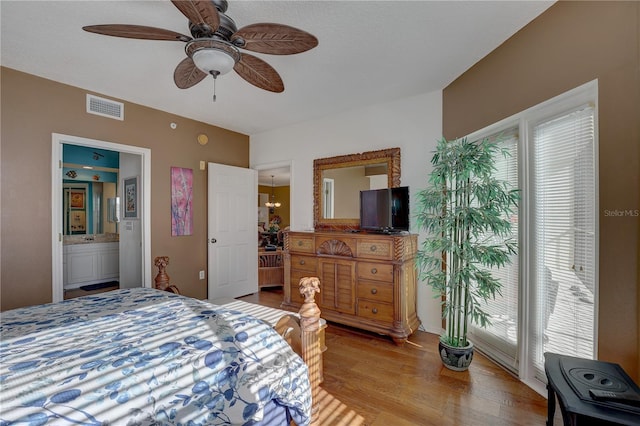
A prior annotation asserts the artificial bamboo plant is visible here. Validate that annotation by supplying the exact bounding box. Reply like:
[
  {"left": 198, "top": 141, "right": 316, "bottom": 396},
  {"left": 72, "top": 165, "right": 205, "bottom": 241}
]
[{"left": 416, "top": 136, "right": 519, "bottom": 348}]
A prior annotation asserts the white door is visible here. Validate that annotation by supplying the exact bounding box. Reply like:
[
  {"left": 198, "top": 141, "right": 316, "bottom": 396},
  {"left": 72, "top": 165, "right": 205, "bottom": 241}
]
[{"left": 208, "top": 163, "right": 258, "bottom": 299}]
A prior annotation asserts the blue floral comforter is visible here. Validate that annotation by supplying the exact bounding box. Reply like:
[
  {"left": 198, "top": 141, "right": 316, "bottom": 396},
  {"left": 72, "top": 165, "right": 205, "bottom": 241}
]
[{"left": 0, "top": 288, "right": 311, "bottom": 425}]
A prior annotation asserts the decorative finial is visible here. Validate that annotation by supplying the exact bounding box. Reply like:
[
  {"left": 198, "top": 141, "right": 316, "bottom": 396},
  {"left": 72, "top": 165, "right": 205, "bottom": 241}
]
[{"left": 299, "top": 276, "right": 320, "bottom": 302}]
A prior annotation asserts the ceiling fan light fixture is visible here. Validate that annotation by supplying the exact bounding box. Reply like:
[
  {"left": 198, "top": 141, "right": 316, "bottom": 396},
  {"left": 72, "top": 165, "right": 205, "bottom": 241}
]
[
  {"left": 265, "top": 175, "right": 281, "bottom": 210},
  {"left": 192, "top": 48, "right": 235, "bottom": 75},
  {"left": 187, "top": 39, "right": 240, "bottom": 76}
]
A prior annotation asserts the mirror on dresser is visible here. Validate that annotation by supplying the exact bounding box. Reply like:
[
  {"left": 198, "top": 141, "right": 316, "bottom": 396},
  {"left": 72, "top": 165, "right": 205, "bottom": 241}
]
[{"left": 313, "top": 147, "right": 401, "bottom": 230}]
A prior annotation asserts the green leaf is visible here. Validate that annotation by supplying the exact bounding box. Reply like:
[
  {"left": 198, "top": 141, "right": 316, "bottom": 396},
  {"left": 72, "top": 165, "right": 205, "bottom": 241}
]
[{"left": 415, "top": 136, "right": 518, "bottom": 341}]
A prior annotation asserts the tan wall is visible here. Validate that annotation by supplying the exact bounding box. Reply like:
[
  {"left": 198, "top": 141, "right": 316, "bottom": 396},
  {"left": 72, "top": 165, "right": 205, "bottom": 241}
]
[
  {"left": 443, "top": 2, "right": 640, "bottom": 378},
  {"left": 1, "top": 67, "right": 250, "bottom": 310}
]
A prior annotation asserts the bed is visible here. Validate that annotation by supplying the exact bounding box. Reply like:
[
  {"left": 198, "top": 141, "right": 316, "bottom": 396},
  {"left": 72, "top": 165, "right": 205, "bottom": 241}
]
[
  {"left": 208, "top": 298, "right": 327, "bottom": 384},
  {"left": 0, "top": 284, "right": 322, "bottom": 425}
]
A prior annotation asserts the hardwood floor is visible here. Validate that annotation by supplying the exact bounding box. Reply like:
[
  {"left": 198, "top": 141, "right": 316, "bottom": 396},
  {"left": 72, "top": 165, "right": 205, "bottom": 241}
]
[{"left": 240, "top": 287, "right": 559, "bottom": 425}]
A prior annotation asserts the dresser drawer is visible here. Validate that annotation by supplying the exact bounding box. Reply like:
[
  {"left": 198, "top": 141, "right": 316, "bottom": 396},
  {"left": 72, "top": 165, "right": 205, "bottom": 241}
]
[
  {"left": 290, "top": 255, "right": 317, "bottom": 273},
  {"left": 315, "top": 236, "right": 355, "bottom": 257},
  {"left": 357, "top": 299, "right": 394, "bottom": 323},
  {"left": 357, "top": 262, "right": 394, "bottom": 282},
  {"left": 357, "top": 281, "right": 393, "bottom": 302},
  {"left": 356, "top": 239, "right": 393, "bottom": 260},
  {"left": 289, "top": 235, "right": 314, "bottom": 253}
]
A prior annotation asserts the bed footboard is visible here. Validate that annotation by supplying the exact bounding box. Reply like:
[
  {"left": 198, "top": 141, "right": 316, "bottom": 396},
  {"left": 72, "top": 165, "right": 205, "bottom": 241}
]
[{"left": 274, "top": 276, "right": 322, "bottom": 424}]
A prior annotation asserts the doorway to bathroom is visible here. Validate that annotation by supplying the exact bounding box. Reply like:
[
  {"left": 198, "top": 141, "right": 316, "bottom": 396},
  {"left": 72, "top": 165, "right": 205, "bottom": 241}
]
[{"left": 51, "top": 133, "right": 152, "bottom": 302}]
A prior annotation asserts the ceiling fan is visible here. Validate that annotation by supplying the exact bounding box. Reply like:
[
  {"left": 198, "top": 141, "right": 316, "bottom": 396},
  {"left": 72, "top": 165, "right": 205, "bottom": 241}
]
[{"left": 83, "top": 0, "right": 318, "bottom": 99}]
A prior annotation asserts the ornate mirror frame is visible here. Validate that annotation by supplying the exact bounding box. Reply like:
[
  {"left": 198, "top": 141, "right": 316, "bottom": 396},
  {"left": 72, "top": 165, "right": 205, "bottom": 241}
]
[{"left": 313, "top": 147, "right": 401, "bottom": 230}]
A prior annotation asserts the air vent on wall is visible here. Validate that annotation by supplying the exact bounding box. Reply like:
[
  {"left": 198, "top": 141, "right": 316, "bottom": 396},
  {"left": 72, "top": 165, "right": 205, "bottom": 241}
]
[{"left": 86, "top": 94, "right": 124, "bottom": 120}]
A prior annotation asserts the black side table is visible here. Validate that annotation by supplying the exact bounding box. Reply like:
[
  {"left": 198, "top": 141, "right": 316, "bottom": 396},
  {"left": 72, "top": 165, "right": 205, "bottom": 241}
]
[{"left": 544, "top": 352, "right": 640, "bottom": 425}]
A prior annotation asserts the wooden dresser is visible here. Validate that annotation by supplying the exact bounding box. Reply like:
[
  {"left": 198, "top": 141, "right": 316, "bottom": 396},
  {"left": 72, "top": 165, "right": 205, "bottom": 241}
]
[{"left": 282, "top": 231, "right": 420, "bottom": 344}]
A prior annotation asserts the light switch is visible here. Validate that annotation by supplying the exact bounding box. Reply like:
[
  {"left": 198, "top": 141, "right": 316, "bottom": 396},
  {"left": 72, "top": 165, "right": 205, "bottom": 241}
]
[{"left": 199, "top": 161, "right": 205, "bottom": 170}]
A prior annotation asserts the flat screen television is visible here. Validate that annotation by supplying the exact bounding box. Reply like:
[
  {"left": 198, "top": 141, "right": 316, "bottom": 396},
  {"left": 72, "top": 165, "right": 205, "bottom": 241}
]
[{"left": 359, "top": 186, "right": 409, "bottom": 233}]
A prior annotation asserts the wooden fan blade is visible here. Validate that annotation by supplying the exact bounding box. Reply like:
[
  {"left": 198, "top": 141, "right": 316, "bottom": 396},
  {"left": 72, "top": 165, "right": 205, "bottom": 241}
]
[
  {"left": 234, "top": 54, "right": 284, "bottom": 93},
  {"left": 174, "top": 57, "right": 207, "bottom": 89},
  {"left": 171, "top": 0, "right": 219, "bottom": 30},
  {"left": 82, "top": 24, "right": 191, "bottom": 42},
  {"left": 232, "top": 23, "right": 318, "bottom": 55}
]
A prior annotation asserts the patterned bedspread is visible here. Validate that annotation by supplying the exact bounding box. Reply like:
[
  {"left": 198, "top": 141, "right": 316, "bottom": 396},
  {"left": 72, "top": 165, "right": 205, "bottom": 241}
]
[{"left": 0, "top": 288, "right": 311, "bottom": 425}]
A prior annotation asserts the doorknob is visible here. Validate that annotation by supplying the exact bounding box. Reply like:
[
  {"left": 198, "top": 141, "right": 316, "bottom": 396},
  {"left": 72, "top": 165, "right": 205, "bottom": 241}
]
[{"left": 210, "top": 238, "right": 217, "bottom": 244}]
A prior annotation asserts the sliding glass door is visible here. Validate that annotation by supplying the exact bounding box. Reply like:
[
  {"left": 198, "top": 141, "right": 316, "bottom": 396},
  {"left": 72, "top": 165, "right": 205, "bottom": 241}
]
[
  {"left": 527, "top": 104, "right": 597, "bottom": 384},
  {"left": 468, "top": 128, "right": 520, "bottom": 371},
  {"left": 467, "top": 81, "right": 598, "bottom": 394}
]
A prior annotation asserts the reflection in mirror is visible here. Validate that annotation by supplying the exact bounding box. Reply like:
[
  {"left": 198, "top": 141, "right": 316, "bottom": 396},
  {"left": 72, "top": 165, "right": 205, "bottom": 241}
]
[
  {"left": 64, "top": 183, "right": 88, "bottom": 234},
  {"left": 107, "top": 197, "right": 121, "bottom": 224},
  {"left": 63, "top": 181, "right": 117, "bottom": 235},
  {"left": 322, "top": 178, "right": 334, "bottom": 218},
  {"left": 314, "top": 148, "right": 401, "bottom": 230},
  {"left": 62, "top": 144, "right": 120, "bottom": 237},
  {"left": 321, "top": 164, "right": 389, "bottom": 219}
]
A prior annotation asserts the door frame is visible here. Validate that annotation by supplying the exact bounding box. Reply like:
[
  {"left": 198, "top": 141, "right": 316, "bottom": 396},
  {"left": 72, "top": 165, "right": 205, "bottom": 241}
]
[{"left": 51, "top": 133, "right": 152, "bottom": 302}]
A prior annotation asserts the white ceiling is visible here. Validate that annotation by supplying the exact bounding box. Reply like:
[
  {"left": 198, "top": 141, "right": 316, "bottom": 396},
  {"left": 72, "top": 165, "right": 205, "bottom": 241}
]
[
  {"left": 1, "top": 0, "right": 554, "bottom": 141},
  {"left": 257, "top": 166, "right": 290, "bottom": 188}
]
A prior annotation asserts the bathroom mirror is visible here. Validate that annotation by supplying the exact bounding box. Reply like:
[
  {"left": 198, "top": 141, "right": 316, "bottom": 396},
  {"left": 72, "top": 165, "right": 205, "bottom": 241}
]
[
  {"left": 313, "top": 147, "right": 401, "bottom": 230},
  {"left": 63, "top": 181, "right": 118, "bottom": 235},
  {"left": 62, "top": 144, "right": 120, "bottom": 237}
]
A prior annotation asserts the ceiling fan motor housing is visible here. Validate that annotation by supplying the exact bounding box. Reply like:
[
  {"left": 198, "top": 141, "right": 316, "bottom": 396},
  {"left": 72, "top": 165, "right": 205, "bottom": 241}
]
[
  {"left": 211, "top": 0, "right": 228, "bottom": 13},
  {"left": 189, "top": 1, "right": 236, "bottom": 40}
]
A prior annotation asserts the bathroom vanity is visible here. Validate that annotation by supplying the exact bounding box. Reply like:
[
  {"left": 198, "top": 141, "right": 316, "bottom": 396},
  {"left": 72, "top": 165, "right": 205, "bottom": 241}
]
[{"left": 63, "top": 236, "right": 119, "bottom": 289}]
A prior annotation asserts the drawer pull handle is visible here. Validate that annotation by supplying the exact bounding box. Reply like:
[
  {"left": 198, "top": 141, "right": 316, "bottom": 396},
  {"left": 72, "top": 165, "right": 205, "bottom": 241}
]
[
  {"left": 370, "top": 245, "right": 377, "bottom": 252},
  {"left": 298, "top": 241, "right": 303, "bottom": 246},
  {"left": 371, "top": 288, "right": 377, "bottom": 295},
  {"left": 372, "top": 308, "right": 378, "bottom": 314},
  {"left": 299, "top": 259, "right": 305, "bottom": 265},
  {"left": 371, "top": 268, "right": 377, "bottom": 274}
]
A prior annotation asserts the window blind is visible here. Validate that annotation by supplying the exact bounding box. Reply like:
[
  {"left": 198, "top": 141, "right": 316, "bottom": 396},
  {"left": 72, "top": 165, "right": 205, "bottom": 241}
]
[
  {"left": 530, "top": 105, "right": 596, "bottom": 380},
  {"left": 469, "top": 128, "right": 520, "bottom": 370}
]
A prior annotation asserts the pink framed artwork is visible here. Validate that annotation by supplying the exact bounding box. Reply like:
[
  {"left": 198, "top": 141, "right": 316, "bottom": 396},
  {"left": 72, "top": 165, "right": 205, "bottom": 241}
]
[{"left": 171, "top": 167, "right": 193, "bottom": 236}]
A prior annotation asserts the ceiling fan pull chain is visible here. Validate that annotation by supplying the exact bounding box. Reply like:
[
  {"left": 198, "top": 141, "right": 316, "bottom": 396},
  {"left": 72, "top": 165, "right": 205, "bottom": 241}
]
[
  {"left": 212, "top": 74, "right": 217, "bottom": 102},
  {"left": 209, "top": 70, "right": 221, "bottom": 102}
]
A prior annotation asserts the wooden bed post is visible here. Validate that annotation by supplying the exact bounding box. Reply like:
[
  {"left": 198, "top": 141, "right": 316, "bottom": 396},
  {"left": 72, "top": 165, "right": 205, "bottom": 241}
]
[
  {"left": 154, "top": 256, "right": 181, "bottom": 294},
  {"left": 154, "top": 256, "right": 171, "bottom": 290},
  {"left": 298, "top": 277, "right": 321, "bottom": 425}
]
